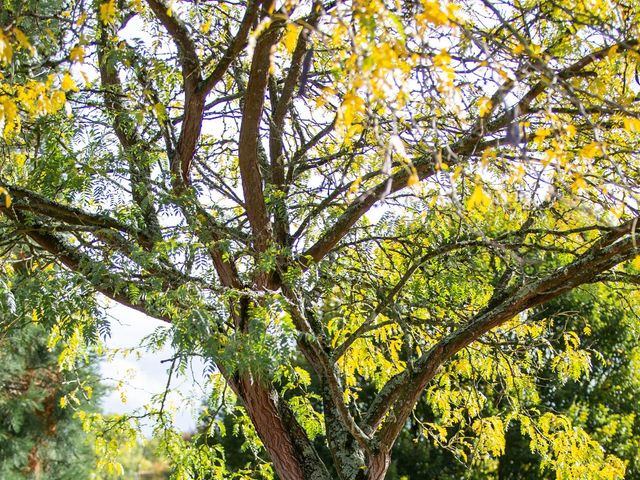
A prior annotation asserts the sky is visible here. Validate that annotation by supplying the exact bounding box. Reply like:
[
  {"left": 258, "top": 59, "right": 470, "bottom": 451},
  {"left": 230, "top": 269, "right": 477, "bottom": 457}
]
[{"left": 100, "top": 303, "right": 209, "bottom": 435}]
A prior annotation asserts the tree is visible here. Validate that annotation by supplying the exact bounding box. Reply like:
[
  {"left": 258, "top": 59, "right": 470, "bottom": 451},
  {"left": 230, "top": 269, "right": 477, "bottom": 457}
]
[
  {"left": 382, "top": 286, "right": 640, "bottom": 479},
  {"left": 495, "top": 285, "right": 640, "bottom": 479},
  {"left": 0, "top": 262, "right": 105, "bottom": 479},
  {"left": 1, "top": 0, "right": 640, "bottom": 478}
]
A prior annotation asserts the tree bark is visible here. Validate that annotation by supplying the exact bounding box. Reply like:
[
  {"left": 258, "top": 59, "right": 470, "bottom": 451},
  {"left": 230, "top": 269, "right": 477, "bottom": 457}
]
[
  {"left": 237, "top": 377, "right": 305, "bottom": 480},
  {"left": 236, "top": 376, "right": 331, "bottom": 480},
  {"left": 366, "top": 453, "right": 391, "bottom": 480}
]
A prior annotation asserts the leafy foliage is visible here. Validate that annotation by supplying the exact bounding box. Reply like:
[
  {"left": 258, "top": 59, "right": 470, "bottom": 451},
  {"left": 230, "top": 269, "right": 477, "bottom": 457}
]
[
  {"left": 0, "top": 265, "right": 104, "bottom": 479},
  {"left": 2, "top": 0, "right": 640, "bottom": 478}
]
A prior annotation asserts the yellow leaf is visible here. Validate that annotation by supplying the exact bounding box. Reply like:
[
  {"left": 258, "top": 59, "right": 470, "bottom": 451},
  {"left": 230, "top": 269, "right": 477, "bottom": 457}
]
[
  {"left": 0, "top": 98, "right": 20, "bottom": 137},
  {"left": 99, "top": 0, "right": 117, "bottom": 25},
  {"left": 467, "top": 184, "right": 491, "bottom": 212},
  {"left": 571, "top": 174, "right": 587, "bottom": 191},
  {"left": 623, "top": 116, "right": 640, "bottom": 132},
  {"left": 632, "top": 256, "right": 640, "bottom": 269},
  {"left": 61, "top": 72, "right": 78, "bottom": 92},
  {"left": 529, "top": 43, "right": 542, "bottom": 57},
  {"left": 348, "top": 177, "right": 362, "bottom": 194},
  {"left": 0, "top": 32, "right": 13, "bottom": 64},
  {"left": 338, "top": 92, "right": 365, "bottom": 131},
  {"left": 282, "top": 23, "right": 300, "bottom": 54},
  {"left": 534, "top": 127, "right": 551, "bottom": 144},
  {"left": 579, "top": 141, "right": 601, "bottom": 158},
  {"left": 433, "top": 49, "right": 451, "bottom": 67},
  {"left": 15, "top": 153, "right": 26, "bottom": 168},
  {"left": 418, "top": 0, "right": 452, "bottom": 26},
  {"left": 200, "top": 18, "right": 212, "bottom": 34},
  {"left": 69, "top": 46, "right": 85, "bottom": 63},
  {"left": 407, "top": 172, "right": 419, "bottom": 186},
  {"left": 478, "top": 96, "right": 492, "bottom": 117},
  {"left": 13, "top": 28, "right": 34, "bottom": 55},
  {"left": 564, "top": 123, "right": 576, "bottom": 138},
  {"left": 481, "top": 148, "right": 496, "bottom": 167}
]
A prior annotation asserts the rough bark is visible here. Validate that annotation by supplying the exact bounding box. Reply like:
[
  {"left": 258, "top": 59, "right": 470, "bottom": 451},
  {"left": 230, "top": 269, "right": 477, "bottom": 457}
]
[{"left": 236, "top": 376, "right": 330, "bottom": 480}]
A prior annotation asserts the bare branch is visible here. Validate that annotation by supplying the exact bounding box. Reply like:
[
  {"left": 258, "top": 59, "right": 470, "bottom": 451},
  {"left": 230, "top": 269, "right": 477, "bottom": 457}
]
[{"left": 238, "top": 8, "right": 284, "bottom": 258}]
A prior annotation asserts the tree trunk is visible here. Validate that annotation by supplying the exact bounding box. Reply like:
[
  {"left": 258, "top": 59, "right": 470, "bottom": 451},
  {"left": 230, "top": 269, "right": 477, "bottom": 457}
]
[
  {"left": 366, "top": 452, "right": 391, "bottom": 480},
  {"left": 237, "top": 375, "right": 331, "bottom": 480},
  {"left": 238, "top": 376, "right": 305, "bottom": 480}
]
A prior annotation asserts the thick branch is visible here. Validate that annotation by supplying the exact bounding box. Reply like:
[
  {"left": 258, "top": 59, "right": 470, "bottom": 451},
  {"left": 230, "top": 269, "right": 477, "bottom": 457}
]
[
  {"left": 97, "top": 23, "right": 162, "bottom": 240},
  {"left": 238, "top": 9, "right": 283, "bottom": 256},
  {"left": 146, "top": 0, "right": 205, "bottom": 188},
  {"left": 1, "top": 208, "right": 171, "bottom": 322},
  {"left": 269, "top": 11, "right": 321, "bottom": 246},
  {"left": 367, "top": 218, "right": 640, "bottom": 451},
  {"left": 0, "top": 182, "right": 152, "bottom": 247},
  {"left": 235, "top": 374, "right": 330, "bottom": 480}
]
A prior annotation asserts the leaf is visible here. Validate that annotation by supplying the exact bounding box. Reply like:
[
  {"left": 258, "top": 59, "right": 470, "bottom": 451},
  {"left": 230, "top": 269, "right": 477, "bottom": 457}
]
[
  {"left": 99, "top": 0, "right": 117, "bottom": 25},
  {"left": 623, "top": 116, "right": 640, "bottom": 132},
  {"left": 467, "top": 184, "right": 491, "bottom": 212},
  {"left": 61, "top": 72, "right": 78, "bottom": 92},
  {"left": 13, "top": 28, "right": 34, "bottom": 55},
  {"left": 282, "top": 23, "right": 301, "bottom": 55},
  {"left": 0, "top": 32, "right": 13, "bottom": 64},
  {"left": 433, "top": 49, "right": 451, "bottom": 67},
  {"left": 201, "top": 18, "right": 212, "bottom": 34},
  {"left": 69, "top": 46, "right": 85, "bottom": 63},
  {"left": 478, "top": 96, "right": 493, "bottom": 117}
]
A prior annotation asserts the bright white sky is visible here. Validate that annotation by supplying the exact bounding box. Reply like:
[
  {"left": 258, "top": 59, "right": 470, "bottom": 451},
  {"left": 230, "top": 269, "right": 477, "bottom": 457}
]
[{"left": 100, "top": 304, "right": 209, "bottom": 435}]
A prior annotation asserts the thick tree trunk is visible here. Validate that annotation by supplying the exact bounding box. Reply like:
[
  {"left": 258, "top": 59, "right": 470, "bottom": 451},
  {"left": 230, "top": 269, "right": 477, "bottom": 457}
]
[
  {"left": 322, "top": 383, "right": 367, "bottom": 480},
  {"left": 236, "top": 376, "right": 331, "bottom": 480},
  {"left": 238, "top": 376, "right": 305, "bottom": 480},
  {"left": 366, "top": 453, "right": 391, "bottom": 480}
]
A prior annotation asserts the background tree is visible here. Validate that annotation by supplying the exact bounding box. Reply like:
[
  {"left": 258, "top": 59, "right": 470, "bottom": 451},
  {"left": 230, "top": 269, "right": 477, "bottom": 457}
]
[
  {"left": 94, "top": 437, "right": 171, "bottom": 480},
  {"left": 0, "top": 262, "right": 105, "bottom": 479},
  {"left": 2, "top": 0, "right": 640, "bottom": 479}
]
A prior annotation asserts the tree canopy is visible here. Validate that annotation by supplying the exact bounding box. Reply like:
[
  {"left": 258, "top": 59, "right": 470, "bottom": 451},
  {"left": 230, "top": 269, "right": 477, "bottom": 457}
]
[{"left": 2, "top": 0, "right": 640, "bottom": 478}]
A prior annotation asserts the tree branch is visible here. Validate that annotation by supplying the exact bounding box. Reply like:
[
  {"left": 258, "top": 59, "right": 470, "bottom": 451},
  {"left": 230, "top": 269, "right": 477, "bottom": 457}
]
[
  {"left": 146, "top": 0, "right": 205, "bottom": 188},
  {"left": 300, "top": 39, "right": 640, "bottom": 266},
  {"left": 97, "top": 21, "right": 162, "bottom": 240},
  {"left": 1, "top": 208, "right": 172, "bottom": 322},
  {"left": 200, "top": 0, "right": 261, "bottom": 94},
  {"left": 238, "top": 5, "right": 283, "bottom": 258},
  {"left": 366, "top": 217, "right": 640, "bottom": 451},
  {"left": 332, "top": 240, "right": 487, "bottom": 361},
  {"left": 0, "top": 182, "right": 154, "bottom": 249}
]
